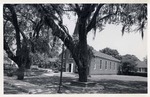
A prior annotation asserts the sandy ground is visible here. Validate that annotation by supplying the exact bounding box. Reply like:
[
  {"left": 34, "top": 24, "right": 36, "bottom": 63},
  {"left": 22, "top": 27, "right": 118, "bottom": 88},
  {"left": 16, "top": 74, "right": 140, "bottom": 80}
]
[{"left": 42, "top": 72, "right": 147, "bottom": 82}]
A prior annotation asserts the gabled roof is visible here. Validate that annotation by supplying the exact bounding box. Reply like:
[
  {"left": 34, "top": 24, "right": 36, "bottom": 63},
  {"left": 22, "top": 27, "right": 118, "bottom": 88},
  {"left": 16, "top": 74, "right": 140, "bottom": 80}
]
[
  {"left": 92, "top": 50, "right": 120, "bottom": 62},
  {"left": 136, "top": 61, "right": 147, "bottom": 68},
  {"left": 60, "top": 48, "right": 120, "bottom": 62}
]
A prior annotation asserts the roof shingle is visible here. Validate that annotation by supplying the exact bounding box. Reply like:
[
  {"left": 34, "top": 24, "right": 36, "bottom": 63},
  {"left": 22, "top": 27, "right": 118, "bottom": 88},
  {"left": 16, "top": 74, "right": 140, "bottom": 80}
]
[{"left": 136, "top": 61, "right": 147, "bottom": 68}]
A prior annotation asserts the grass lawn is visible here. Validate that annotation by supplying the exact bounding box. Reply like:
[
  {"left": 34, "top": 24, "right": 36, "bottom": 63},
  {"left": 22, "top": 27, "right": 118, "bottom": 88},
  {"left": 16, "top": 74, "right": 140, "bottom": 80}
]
[
  {"left": 4, "top": 82, "right": 27, "bottom": 94},
  {"left": 23, "top": 76, "right": 147, "bottom": 94},
  {"left": 94, "top": 79, "right": 147, "bottom": 93}
]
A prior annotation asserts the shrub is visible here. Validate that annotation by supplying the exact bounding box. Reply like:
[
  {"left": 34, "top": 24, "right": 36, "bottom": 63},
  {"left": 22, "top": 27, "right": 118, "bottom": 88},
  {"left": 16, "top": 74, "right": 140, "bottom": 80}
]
[
  {"left": 120, "top": 72, "right": 147, "bottom": 77},
  {"left": 132, "top": 72, "right": 147, "bottom": 77},
  {"left": 4, "top": 64, "right": 18, "bottom": 76}
]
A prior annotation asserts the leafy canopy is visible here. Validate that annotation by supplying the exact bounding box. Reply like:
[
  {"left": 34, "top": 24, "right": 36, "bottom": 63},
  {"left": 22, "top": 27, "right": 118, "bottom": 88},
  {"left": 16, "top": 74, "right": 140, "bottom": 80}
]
[{"left": 100, "top": 47, "right": 122, "bottom": 60}]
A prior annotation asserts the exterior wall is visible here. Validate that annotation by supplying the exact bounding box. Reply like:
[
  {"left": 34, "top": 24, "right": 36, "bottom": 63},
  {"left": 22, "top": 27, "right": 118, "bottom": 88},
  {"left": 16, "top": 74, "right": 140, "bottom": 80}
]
[
  {"left": 137, "top": 67, "right": 147, "bottom": 73},
  {"left": 89, "top": 57, "right": 119, "bottom": 75},
  {"left": 135, "top": 61, "right": 147, "bottom": 74},
  {"left": 65, "top": 59, "right": 77, "bottom": 73},
  {"left": 63, "top": 49, "right": 77, "bottom": 73},
  {"left": 63, "top": 49, "right": 120, "bottom": 75}
]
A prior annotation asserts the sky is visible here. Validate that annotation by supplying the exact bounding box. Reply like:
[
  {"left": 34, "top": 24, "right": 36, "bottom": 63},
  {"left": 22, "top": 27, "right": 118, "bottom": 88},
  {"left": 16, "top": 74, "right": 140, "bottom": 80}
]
[
  {"left": 87, "top": 24, "right": 147, "bottom": 61},
  {"left": 63, "top": 14, "right": 147, "bottom": 61}
]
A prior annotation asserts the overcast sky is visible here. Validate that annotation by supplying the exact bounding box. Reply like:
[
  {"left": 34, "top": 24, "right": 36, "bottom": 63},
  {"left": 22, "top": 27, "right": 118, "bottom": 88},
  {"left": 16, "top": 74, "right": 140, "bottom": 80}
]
[
  {"left": 63, "top": 14, "right": 147, "bottom": 61},
  {"left": 87, "top": 24, "right": 147, "bottom": 61}
]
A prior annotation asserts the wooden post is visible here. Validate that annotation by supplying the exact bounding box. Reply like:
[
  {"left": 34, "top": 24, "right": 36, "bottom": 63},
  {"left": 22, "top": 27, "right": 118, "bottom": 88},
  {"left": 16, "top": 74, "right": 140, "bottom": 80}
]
[{"left": 57, "top": 44, "right": 64, "bottom": 93}]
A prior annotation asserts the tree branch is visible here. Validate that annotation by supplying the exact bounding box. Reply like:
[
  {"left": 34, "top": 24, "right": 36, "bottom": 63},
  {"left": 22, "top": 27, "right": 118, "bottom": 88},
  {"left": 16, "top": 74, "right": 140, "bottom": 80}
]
[
  {"left": 6, "top": 4, "right": 29, "bottom": 44},
  {"left": 4, "top": 16, "right": 18, "bottom": 64},
  {"left": 20, "top": 30, "right": 28, "bottom": 41},
  {"left": 73, "top": 18, "right": 79, "bottom": 35},
  {"left": 19, "top": 14, "right": 36, "bottom": 25},
  {"left": 5, "top": 4, "right": 21, "bottom": 52},
  {"left": 86, "top": 4, "right": 104, "bottom": 34},
  {"left": 35, "top": 4, "right": 75, "bottom": 51},
  {"left": 73, "top": 4, "right": 96, "bottom": 35},
  {"left": 34, "top": 19, "right": 44, "bottom": 38},
  {"left": 74, "top": 4, "right": 81, "bottom": 16},
  {"left": 44, "top": 16, "right": 75, "bottom": 52}
]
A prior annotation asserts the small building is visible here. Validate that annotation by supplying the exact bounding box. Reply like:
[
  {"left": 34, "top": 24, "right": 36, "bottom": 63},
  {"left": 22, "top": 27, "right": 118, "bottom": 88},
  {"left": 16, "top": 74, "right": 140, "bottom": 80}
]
[
  {"left": 136, "top": 61, "right": 147, "bottom": 73},
  {"left": 90, "top": 50, "right": 120, "bottom": 75},
  {"left": 62, "top": 49, "right": 76, "bottom": 73},
  {"left": 62, "top": 49, "right": 121, "bottom": 75}
]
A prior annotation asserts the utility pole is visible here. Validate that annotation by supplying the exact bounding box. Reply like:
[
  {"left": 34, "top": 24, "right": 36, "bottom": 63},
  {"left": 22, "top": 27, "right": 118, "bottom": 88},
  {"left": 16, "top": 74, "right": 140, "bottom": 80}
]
[{"left": 57, "top": 43, "right": 64, "bottom": 93}]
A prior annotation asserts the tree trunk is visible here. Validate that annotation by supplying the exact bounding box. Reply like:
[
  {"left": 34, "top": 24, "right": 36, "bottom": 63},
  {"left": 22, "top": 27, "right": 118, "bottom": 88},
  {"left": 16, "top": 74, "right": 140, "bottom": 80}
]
[
  {"left": 16, "top": 43, "right": 31, "bottom": 80},
  {"left": 41, "top": 6, "right": 93, "bottom": 82},
  {"left": 17, "top": 65, "right": 25, "bottom": 80},
  {"left": 72, "top": 45, "right": 91, "bottom": 82},
  {"left": 75, "top": 52, "right": 92, "bottom": 82},
  {"left": 78, "top": 66, "right": 88, "bottom": 82}
]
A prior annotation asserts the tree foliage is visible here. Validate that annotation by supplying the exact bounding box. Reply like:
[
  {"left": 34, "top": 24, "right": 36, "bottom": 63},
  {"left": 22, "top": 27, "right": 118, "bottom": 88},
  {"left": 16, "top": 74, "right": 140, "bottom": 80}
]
[
  {"left": 100, "top": 47, "right": 122, "bottom": 60},
  {"left": 4, "top": 4, "right": 61, "bottom": 60},
  {"left": 4, "top": 4, "right": 61, "bottom": 80},
  {"left": 121, "top": 54, "right": 139, "bottom": 74},
  {"left": 34, "top": 4, "right": 147, "bottom": 82}
]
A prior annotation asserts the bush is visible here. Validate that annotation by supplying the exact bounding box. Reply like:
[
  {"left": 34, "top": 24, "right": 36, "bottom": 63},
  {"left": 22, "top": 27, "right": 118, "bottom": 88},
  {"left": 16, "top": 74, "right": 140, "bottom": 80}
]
[
  {"left": 132, "top": 72, "right": 147, "bottom": 77},
  {"left": 4, "top": 64, "right": 18, "bottom": 76},
  {"left": 7, "top": 70, "right": 14, "bottom": 77},
  {"left": 119, "top": 72, "right": 147, "bottom": 77}
]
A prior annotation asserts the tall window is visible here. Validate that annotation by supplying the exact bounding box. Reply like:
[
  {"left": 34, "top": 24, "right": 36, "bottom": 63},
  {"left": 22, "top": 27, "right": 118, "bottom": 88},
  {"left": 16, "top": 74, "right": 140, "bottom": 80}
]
[
  {"left": 113, "top": 63, "right": 115, "bottom": 70},
  {"left": 100, "top": 60, "right": 102, "bottom": 69},
  {"left": 145, "top": 68, "right": 147, "bottom": 72},
  {"left": 94, "top": 64, "right": 96, "bottom": 70},
  {"left": 110, "top": 62, "right": 111, "bottom": 69},
  {"left": 105, "top": 61, "right": 107, "bottom": 69},
  {"left": 138, "top": 68, "right": 141, "bottom": 72}
]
